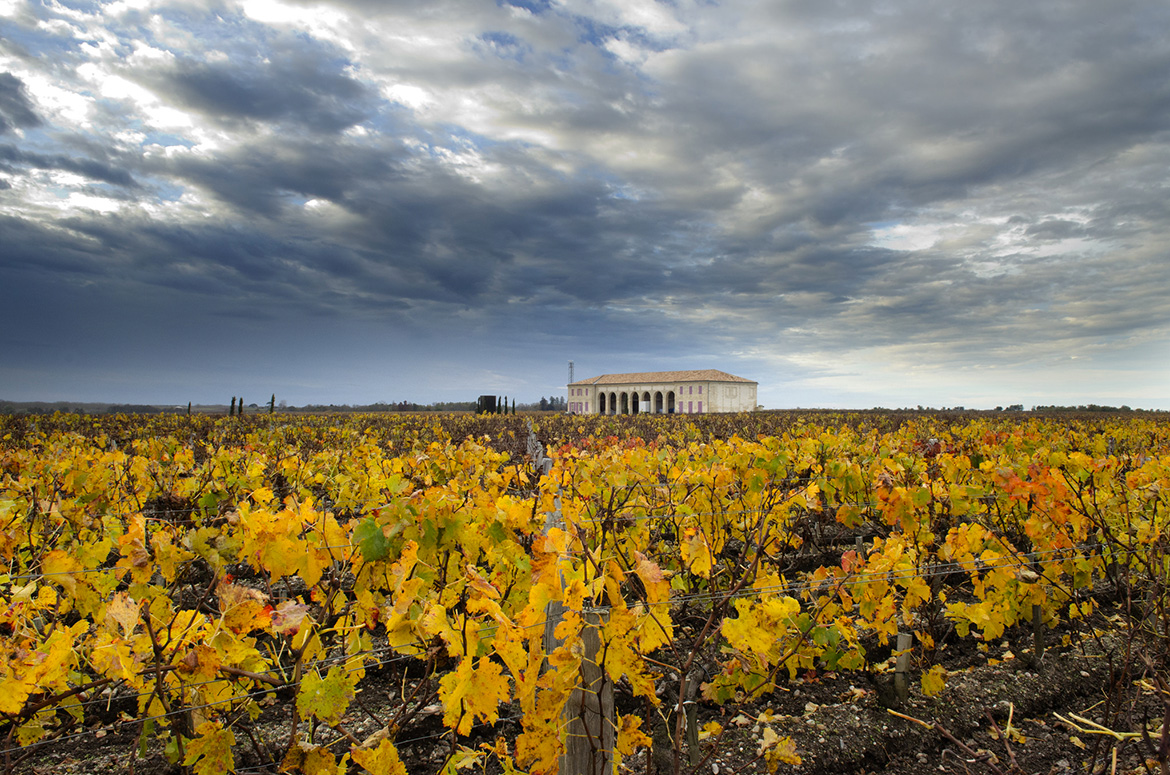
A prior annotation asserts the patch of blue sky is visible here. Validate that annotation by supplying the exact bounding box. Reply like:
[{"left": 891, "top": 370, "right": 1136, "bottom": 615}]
[
  {"left": 476, "top": 30, "right": 528, "bottom": 62},
  {"left": 0, "top": 17, "right": 78, "bottom": 58},
  {"left": 280, "top": 191, "right": 311, "bottom": 208},
  {"left": 571, "top": 15, "right": 624, "bottom": 49},
  {"left": 147, "top": 179, "right": 186, "bottom": 202},
  {"left": 147, "top": 10, "right": 271, "bottom": 58},
  {"left": 432, "top": 124, "right": 507, "bottom": 152},
  {"left": 496, "top": 0, "right": 552, "bottom": 15},
  {"left": 48, "top": 0, "right": 104, "bottom": 12},
  {"left": 607, "top": 185, "right": 641, "bottom": 201},
  {"left": 571, "top": 14, "right": 675, "bottom": 52},
  {"left": 141, "top": 130, "right": 196, "bottom": 150},
  {"left": 357, "top": 102, "right": 425, "bottom": 144}
]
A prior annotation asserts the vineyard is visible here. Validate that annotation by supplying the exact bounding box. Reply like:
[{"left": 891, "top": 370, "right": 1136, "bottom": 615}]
[{"left": 1, "top": 411, "right": 1168, "bottom": 775}]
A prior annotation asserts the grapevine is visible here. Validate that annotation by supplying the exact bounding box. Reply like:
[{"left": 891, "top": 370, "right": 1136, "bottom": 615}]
[{"left": 0, "top": 411, "right": 1167, "bottom": 773}]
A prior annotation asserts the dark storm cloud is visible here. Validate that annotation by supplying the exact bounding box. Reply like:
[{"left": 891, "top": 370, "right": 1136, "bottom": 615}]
[
  {"left": 0, "top": 144, "right": 137, "bottom": 187},
  {"left": 153, "top": 137, "right": 403, "bottom": 217},
  {"left": 149, "top": 44, "right": 374, "bottom": 132},
  {"left": 1, "top": 0, "right": 1168, "bottom": 406},
  {"left": 0, "top": 72, "right": 41, "bottom": 134},
  {"left": 1026, "top": 220, "right": 1089, "bottom": 241}
]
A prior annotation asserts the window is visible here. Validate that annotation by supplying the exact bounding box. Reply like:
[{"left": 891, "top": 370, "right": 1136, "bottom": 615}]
[
  {"left": 698, "top": 386, "right": 702, "bottom": 394},
  {"left": 697, "top": 401, "right": 702, "bottom": 412},
  {"left": 687, "top": 401, "right": 693, "bottom": 413}
]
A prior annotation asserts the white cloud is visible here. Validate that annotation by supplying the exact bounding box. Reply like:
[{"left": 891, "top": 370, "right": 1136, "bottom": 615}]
[
  {"left": 63, "top": 191, "right": 123, "bottom": 213},
  {"left": 382, "top": 83, "right": 433, "bottom": 111},
  {"left": 869, "top": 223, "right": 944, "bottom": 252},
  {"left": 21, "top": 72, "right": 95, "bottom": 127}
]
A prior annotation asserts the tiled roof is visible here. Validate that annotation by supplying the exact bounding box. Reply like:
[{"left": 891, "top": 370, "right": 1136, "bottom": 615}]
[{"left": 570, "top": 369, "right": 755, "bottom": 386}]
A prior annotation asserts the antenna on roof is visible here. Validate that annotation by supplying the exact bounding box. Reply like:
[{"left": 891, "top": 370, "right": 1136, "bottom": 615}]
[{"left": 568, "top": 361, "right": 574, "bottom": 384}]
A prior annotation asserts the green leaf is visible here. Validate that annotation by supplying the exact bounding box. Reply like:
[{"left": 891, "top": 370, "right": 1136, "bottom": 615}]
[
  {"left": 486, "top": 520, "right": 508, "bottom": 545},
  {"left": 138, "top": 718, "right": 154, "bottom": 759},
  {"left": 198, "top": 491, "right": 222, "bottom": 513},
  {"left": 354, "top": 517, "right": 389, "bottom": 562}
]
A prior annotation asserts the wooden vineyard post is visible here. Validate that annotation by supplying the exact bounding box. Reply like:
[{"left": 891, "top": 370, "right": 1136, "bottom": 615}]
[
  {"left": 893, "top": 631, "right": 913, "bottom": 703},
  {"left": 529, "top": 421, "right": 615, "bottom": 775},
  {"left": 1030, "top": 560, "right": 1045, "bottom": 663},
  {"left": 684, "top": 667, "right": 703, "bottom": 766},
  {"left": 544, "top": 603, "right": 614, "bottom": 775}
]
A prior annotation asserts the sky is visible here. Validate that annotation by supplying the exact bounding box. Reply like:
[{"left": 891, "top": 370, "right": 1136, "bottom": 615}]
[{"left": 1, "top": 0, "right": 1169, "bottom": 410}]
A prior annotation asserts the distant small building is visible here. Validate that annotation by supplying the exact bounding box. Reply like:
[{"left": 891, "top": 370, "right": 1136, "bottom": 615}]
[{"left": 567, "top": 369, "right": 758, "bottom": 415}]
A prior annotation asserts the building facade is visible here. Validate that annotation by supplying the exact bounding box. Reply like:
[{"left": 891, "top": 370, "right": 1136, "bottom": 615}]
[{"left": 566, "top": 369, "right": 758, "bottom": 415}]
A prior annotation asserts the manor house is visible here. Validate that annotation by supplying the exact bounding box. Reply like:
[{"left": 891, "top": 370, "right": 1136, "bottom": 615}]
[{"left": 567, "top": 369, "right": 758, "bottom": 415}]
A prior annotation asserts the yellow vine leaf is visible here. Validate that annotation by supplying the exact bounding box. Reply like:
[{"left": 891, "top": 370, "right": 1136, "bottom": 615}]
[
  {"left": 103, "top": 591, "right": 140, "bottom": 637},
  {"left": 177, "top": 644, "right": 222, "bottom": 681},
  {"left": 440, "top": 746, "right": 483, "bottom": 773},
  {"left": 722, "top": 600, "right": 773, "bottom": 659},
  {"left": 269, "top": 600, "right": 311, "bottom": 637},
  {"left": 758, "top": 727, "right": 801, "bottom": 771},
  {"left": 42, "top": 550, "right": 81, "bottom": 596},
  {"left": 297, "top": 666, "right": 357, "bottom": 726},
  {"left": 217, "top": 581, "right": 271, "bottom": 635},
  {"left": 600, "top": 607, "right": 656, "bottom": 698},
  {"left": 615, "top": 713, "right": 652, "bottom": 759},
  {"left": 152, "top": 530, "right": 193, "bottom": 583},
  {"left": 0, "top": 626, "right": 79, "bottom": 713},
  {"left": 466, "top": 566, "right": 500, "bottom": 600},
  {"left": 438, "top": 657, "right": 510, "bottom": 735},
  {"left": 632, "top": 551, "right": 670, "bottom": 605},
  {"left": 184, "top": 721, "right": 235, "bottom": 775},
  {"left": 283, "top": 743, "right": 346, "bottom": 775},
  {"left": 116, "top": 515, "right": 153, "bottom": 585},
  {"left": 680, "top": 527, "right": 713, "bottom": 578},
  {"left": 921, "top": 665, "right": 947, "bottom": 697},
  {"left": 259, "top": 534, "right": 302, "bottom": 580},
  {"left": 351, "top": 738, "right": 407, "bottom": 775}
]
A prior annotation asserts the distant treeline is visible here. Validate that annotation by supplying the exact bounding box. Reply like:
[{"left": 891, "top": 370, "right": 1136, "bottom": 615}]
[
  {"left": 0, "top": 397, "right": 571, "bottom": 415},
  {"left": 295, "top": 401, "right": 479, "bottom": 413},
  {"left": 1031, "top": 404, "right": 1138, "bottom": 413},
  {"left": 3, "top": 398, "right": 1156, "bottom": 417},
  {"left": 0, "top": 402, "right": 181, "bottom": 416}
]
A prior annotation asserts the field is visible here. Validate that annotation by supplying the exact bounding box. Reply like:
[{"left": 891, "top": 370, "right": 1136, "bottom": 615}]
[{"left": 1, "top": 410, "right": 1168, "bottom": 775}]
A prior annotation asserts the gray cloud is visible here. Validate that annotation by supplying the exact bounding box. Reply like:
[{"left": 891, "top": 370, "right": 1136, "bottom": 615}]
[
  {"left": 148, "top": 42, "right": 375, "bottom": 132},
  {"left": 0, "top": 0, "right": 1167, "bottom": 406},
  {"left": 0, "top": 144, "right": 137, "bottom": 187},
  {"left": 0, "top": 72, "right": 41, "bottom": 134}
]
